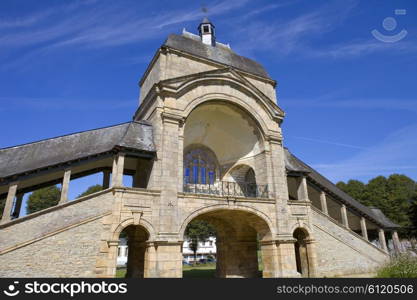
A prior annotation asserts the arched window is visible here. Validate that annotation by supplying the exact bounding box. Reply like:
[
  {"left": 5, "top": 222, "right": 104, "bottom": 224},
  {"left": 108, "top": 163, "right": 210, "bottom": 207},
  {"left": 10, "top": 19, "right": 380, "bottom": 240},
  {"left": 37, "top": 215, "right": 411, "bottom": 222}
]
[{"left": 184, "top": 146, "right": 219, "bottom": 185}]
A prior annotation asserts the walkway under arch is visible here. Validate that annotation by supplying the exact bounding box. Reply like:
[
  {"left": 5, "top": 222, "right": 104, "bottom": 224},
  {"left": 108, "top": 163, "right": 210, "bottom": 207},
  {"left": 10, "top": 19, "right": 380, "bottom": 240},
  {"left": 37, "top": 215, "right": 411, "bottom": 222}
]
[{"left": 181, "top": 207, "right": 275, "bottom": 278}]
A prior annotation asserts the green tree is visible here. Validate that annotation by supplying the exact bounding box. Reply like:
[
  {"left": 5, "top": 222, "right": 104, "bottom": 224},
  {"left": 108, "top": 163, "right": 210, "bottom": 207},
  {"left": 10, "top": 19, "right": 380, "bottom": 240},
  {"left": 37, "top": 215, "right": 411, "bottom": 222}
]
[
  {"left": 78, "top": 184, "right": 103, "bottom": 198},
  {"left": 27, "top": 186, "right": 61, "bottom": 214},
  {"left": 185, "top": 220, "right": 216, "bottom": 265},
  {"left": 385, "top": 174, "right": 416, "bottom": 234},
  {"left": 339, "top": 174, "right": 417, "bottom": 237},
  {"left": 408, "top": 195, "right": 417, "bottom": 237},
  {"left": 336, "top": 179, "right": 367, "bottom": 203}
]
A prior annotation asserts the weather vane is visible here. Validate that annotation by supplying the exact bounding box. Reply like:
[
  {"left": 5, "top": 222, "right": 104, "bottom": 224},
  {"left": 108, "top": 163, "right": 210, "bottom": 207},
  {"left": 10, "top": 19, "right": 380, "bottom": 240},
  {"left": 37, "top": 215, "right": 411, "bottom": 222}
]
[{"left": 201, "top": 5, "right": 208, "bottom": 15}]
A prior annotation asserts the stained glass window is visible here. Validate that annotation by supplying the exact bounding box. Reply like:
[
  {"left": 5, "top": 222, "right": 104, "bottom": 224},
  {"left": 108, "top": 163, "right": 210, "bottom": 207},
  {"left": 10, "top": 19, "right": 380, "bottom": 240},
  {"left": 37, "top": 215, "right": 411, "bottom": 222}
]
[{"left": 184, "top": 147, "right": 218, "bottom": 185}]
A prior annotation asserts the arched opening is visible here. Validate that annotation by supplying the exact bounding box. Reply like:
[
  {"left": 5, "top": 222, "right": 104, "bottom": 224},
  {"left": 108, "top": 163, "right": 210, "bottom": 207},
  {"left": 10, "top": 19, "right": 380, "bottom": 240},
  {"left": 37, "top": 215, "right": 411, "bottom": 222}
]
[
  {"left": 183, "top": 102, "right": 268, "bottom": 198},
  {"left": 182, "top": 208, "right": 273, "bottom": 278},
  {"left": 226, "top": 164, "right": 259, "bottom": 197},
  {"left": 293, "top": 228, "right": 310, "bottom": 277},
  {"left": 116, "top": 225, "right": 150, "bottom": 278},
  {"left": 183, "top": 145, "right": 220, "bottom": 185}
]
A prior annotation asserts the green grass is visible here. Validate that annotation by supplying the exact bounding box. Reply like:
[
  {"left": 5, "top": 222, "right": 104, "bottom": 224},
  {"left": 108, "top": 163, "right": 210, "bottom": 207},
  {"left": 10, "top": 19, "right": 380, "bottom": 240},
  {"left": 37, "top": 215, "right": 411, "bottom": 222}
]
[
  {"left": 183, "top": 263, "right": 216, "bottom": 278},
  {"left": 116, "top": 268, "right": 126, "bottom": 278},
  {"left": 376, "top": 255, "right": 417, "bottom": 278},
  {"left": 116, "top": 263, "right": 217, "bottom": 278},
  {"left": 116, "top": 257, "right": 263, "bottom": 278}
]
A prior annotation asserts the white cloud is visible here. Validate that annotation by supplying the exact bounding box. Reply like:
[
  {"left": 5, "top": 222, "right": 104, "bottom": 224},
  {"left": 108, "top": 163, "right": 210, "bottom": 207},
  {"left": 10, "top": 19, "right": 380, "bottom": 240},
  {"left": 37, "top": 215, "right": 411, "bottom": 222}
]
[
  {"left": 310, "top": 123, "right": 417, "bottom": 181},
  {"left": 290, "top": 136, "right": 366, "bottom": 150}
]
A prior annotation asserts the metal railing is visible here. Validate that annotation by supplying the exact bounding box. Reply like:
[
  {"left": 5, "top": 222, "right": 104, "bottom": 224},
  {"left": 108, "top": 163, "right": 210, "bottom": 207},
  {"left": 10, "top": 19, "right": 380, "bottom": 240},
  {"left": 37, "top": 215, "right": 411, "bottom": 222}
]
[{"left": 183, "top": 181, "right": 269, "bottom": 199}]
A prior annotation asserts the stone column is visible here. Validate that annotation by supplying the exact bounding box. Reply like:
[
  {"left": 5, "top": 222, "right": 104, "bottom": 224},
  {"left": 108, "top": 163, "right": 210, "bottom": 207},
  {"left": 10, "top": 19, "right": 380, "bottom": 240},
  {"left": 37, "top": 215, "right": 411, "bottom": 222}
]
[
  {"left": 360, "top": 217, "right": 368, "bottom": 240},
  {"left": 59, "top": 169, "right": 71, "bottom": 204},
  {"left": 1, "top": 182, "right": 18, "bottom": 224},
  {"left": 152, "top": 241, "right": 183, "bottom": 278},
  {"left": 305, "top": 239, "right": 318, "bottom": 277},
  {"left": 392, "top": 231, "right": 401, "bottom": 253},
  {"left": 158, "top": 112, "right": 182, "bottom": 232},
  {"left": 177, "top": 126, "right": 184, "bottom": 192},
  {"left": 268, "top": 134, "right": 291, "bottom": 234},
  {"left": 102, "top": 170, "right": 111, "bottom": 189},
  {"left": 144, "top": 242, "right": 158, "bottom": 278},
  {"left": 320, "top": 191, "right": 328, "bottom": 215},
  {"left": 11, "top": 193, "right": 24, "bottom": 219},
  {"left": 106, "top": 240, "right": 119, "bottom": 278},
  {"left": 378, "top": 228, "right": 388, "bottom": 252},
  {"left": 111, "top": 155, "right": 118, "bottom": 187},
  {"left": 260, "top": 240, "right": 280, "bottom": 278},
  {"left": 297, "top": 176, "right": 309, "bottom": 201},
  {"left": 340, "top": 204, "right": 349, "bottom": 229},
  {"left": 275, "top": 238, "right": 301, "bottom": 277},
  {"left": 116, "top": 153, "right": 125, "bottom": 186},
  {"left": 111, "top": 153, "right": 125, "bottom": 187},
  {"left": 133, "top": 159, "right": 152, "bottom": 188}
]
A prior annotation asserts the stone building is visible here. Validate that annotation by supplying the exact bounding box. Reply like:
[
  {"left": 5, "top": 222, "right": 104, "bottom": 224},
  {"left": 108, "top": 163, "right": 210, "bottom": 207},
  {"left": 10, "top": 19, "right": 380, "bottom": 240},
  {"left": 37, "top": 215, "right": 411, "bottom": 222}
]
[{"left": 0, "top": 19, "right": 401, "bottom": 278}]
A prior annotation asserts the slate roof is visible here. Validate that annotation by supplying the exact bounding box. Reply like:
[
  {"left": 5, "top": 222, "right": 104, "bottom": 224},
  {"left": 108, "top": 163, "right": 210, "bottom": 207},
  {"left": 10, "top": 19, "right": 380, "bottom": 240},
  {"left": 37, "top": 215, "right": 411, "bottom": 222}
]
[
  {"left": 164, "top": 33, "right": 271, "bottom": 79},
  {"left": 284, "top": 148, "right": 399, "bottom": 229},
  {"left": 0, "top": 121, "right": 155, "bottom": 179}
]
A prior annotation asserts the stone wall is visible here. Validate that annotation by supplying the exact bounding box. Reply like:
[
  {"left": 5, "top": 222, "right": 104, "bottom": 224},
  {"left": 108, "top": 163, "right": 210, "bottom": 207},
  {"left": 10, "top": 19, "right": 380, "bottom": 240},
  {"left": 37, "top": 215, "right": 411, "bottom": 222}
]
[
  {"left": 0, "top": 217, "right": 104, "bottom": 277},
  {"left": 311, "top": 208, "right": 389, "bottom": 277},
  {"left": 0, "top": 191, "right": 115, "bottom": 277}
]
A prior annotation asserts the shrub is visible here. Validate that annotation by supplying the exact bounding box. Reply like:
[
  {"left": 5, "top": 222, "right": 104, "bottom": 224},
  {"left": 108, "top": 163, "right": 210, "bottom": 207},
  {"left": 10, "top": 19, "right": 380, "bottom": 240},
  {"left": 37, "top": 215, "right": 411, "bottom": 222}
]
[{"left": 376, "top": 255, "right": 417, "bottom": 278}]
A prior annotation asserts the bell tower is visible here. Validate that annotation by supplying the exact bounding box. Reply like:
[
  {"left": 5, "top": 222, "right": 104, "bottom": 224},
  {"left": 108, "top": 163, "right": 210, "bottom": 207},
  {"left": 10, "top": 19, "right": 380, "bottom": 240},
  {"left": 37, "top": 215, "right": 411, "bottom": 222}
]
[{"left": 198, "top": 17, "right": 215, "bottom": 46}]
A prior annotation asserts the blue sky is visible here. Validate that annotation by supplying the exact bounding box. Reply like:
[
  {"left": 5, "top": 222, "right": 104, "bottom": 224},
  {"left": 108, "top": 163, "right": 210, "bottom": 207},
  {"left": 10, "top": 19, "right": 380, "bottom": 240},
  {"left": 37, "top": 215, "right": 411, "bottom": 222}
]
[{"left": 1, "top": 0, "right": 417, "bottom": 198}]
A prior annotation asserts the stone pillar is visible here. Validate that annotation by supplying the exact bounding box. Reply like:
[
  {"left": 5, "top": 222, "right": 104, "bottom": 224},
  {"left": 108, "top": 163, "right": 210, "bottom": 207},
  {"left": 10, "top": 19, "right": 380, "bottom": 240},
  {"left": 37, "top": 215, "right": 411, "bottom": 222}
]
[
  {"left": 319, "top": 191, "right": 328, "bottom": 215},
  {"left": 378, "top": 228, "right": 388, "bottom": 252},
  {"left": 11, "top": 193, "right": 24, "bottom": 219},
  {"left": 59, "top": 169, "right": 71, "bottom": 204},
  {"left": 297, "top": 176, "right": 309, "bottom": 201},
  {"left": 102, "top": 170, "right": 111, "bottom": 189},
  {"left": 144, "top": 242, "right": 158, "bottom": 278},
  {"left": 111, "top": 153, "right": 125, "bottom": 187},
  {"left": 275, "top": 238, "right": 301, "bottom": 277},
  {"left": 1, "top": 182, "right": 18, "bottom": 224},
  {"left": 260, "top": 240, "right": 280, "bottom": 278},
  {"left": 268, "top": 134, "right": 291, "bottom": 234},
  {"left": 305, "top": 239, "right": 318, "bottom": 277},
  {"left": 106, "top": 240, "right": 119, "bottom": 278},
  {"left": 133, "top": 159, "right": 152, "bottom": 188},
  {"left": 152, "top": 242, "right": 183, "bottom": 278},
  {"left": 360, "top": 217, "right": 368, "bottom": 240},
  {"left": 158, "top": 113, "right": 182, "bottom": 232},
  {"left": 133, "top": 161, "right": 140, "bottom": 188},
  {"left": 116, "top": 153, "right": 125, "bottom": 186},
  {"left": 392, "top": 231, "right": 401, "bottom": 253},
  {"left": 340, "top": 204, "right": 349, "bottom": 229},
  {"left": 111, "top": 155, "right": 118, "bottom": 187},
  {"left": 177, "top": 126, "right": 184, "bottom": 192}
]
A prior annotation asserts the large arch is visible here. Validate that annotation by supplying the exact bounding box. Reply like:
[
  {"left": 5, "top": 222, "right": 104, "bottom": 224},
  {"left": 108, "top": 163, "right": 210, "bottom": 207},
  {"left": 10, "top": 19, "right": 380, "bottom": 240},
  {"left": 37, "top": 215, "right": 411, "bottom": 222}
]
[
  {"left": 180, "top": 205, "right": 276, "bottom": 278},
  {"left": 182, "top": 93, "right": 271, "bottom": 140},
  {"left": 183, "top": 100, "right": 269, "bottom": 192},
  {"left": 173, "top": 73, "right": 284, "bottom": 124}
]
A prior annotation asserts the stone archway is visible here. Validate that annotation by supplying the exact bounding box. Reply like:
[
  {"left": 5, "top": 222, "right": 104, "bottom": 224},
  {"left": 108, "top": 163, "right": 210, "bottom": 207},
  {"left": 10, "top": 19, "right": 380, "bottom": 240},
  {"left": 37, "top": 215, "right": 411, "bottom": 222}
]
[
  {"left": 292, "top": 227, "right": 317, "bottom": 277},
  {"left": 181, "top": 208, "right": 275, "bottom": 278},
  {"left": 122, "top": 225, "right": 150, "bottom": 278}
]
